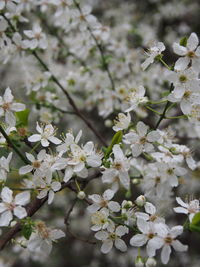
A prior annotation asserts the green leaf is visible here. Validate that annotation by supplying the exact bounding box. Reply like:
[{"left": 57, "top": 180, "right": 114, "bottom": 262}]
[
  {"left": 104, "top": 130, "right": 123, "bottom": 159},
  {"left": 189, "top": 212, "right": 200, "bottom": 233},
  {"left": 180, "top": 36, "right": 188, "bottom": 47},
  {"left": 22, "top": 224, "right": 33, "bottom": 240},
  {"left": 15, "top": 109, "right": 30, "bottom": 127}
]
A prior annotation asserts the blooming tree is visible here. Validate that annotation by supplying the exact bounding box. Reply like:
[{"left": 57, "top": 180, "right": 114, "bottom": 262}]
[{"left": 0, "top": 0, "right": 200, "bottom": 266}]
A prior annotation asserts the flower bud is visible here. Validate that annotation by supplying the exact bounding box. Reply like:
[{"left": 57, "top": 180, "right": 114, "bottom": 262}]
[
  {"left": 146, "top": 258, "right": 157, "bottom": 267},
  {"left": 105, "top": 119, "right": 112, "bottom": 127},
  {"left": 135, "top": 256, "right": 144, "bottom": 267},
  {"left": 135, "top": 195, "right": 146, "bottom": 207},
  {"left": 11, "top": 220, "right": 17, "bottom": 227},
  {"left": 77, "top": 191, "right": 86, "bottom": 200}
]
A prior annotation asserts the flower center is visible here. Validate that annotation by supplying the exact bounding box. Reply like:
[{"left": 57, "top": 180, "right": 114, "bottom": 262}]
[
  {"left": 187, "top": 51, "right": 196, "bottom": 58},
  {"left": 37, "top": 222, "right": 50, "bottom": 239},
  {"left": 2, "top": 102, "right": 10, "bottom": 111},
  {"left": 179, "top": 75, "right": 187, "bottom": 83},
  {"left": 164, "top": 236, "right": 173, "bottom": 244},
  {"left": 33, "top": 161, "right": 41, "bottom": 168},
  {"left": 148, "top": 233, "right": 154, "bottom": 239}
]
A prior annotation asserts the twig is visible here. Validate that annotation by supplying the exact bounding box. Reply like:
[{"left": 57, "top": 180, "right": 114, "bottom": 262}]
[
  {"left": 73, "top": 0, "right": 115, "bottom": 91},
  {"left": 0, "top": 124, "right": 29, "bottom": 164},
  {"left": 2, "top": 13, "right": 107, "bottom": 146},
  {"left": 64, "top": 198, "right": 96, "bottom": 245}
]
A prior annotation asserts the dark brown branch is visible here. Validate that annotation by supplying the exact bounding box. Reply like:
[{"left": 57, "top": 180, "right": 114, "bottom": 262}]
[{"left": 0, "top": 172, "right": 100, "bottom": 251}]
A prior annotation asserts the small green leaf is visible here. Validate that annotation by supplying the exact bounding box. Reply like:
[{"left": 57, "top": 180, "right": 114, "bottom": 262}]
[
  {"left": 180, "top": 36, "right": 188, "bottom": 47},
  {"left": 189, "top": 212, "right": 200, "bottom": 233},
  {"left": 22, "top": 224, "right": 33, "bottom": 240},
  {"left": 15, "top": 109, "right": 30, "bottom": 127},
  {"left": 104, "top": 130, "right": 123, "bottom": 159}
]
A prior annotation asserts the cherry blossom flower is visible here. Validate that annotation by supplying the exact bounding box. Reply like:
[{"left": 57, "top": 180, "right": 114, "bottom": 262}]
[
  {"left": 35, "top": 177, "right": 61, "bottom": 205},
  {"left": 125, "top": 86, "right": 148, "bottom": 112},
  {"left": 24, "top": 24, "right": 48, "bottom": 50},
  {"left": 174, "top": 197, "right": 200, "bottom": 222},
  {"left": 27, "top": 222, "right": 65, "bottom": 256},
  {"left": 87, "top": 189, "right": 120, "bottom": 213},
  {"left": 28, "top": 122, "right": 61, "bottom": 147},
  {"left": 102, "top": 144, "right": 130, "bottom": 191},
  {"left": 0, "top": 187, "right": 30, "bottom": 226},
  {"left": 0, "top": 87, "right": 26, "bottom": 126},
  {"left": 124, "top": 121, "right": 160, "bottom": 157},
  {"left": 130, "top": 218, "right": 159, "bottom": 257},
  {"left": 19, "top": 150, "right": 47, "bottom": 176},
  {"left": 173, "top": 32, "right": 200, "bottom": 71},
  {"left": 141, "top": 42, "right": 165, "bottom": 70},
  {"left": 152, "top": 223, "right": 188, "bottom": 264},
  {"left": 113, "top": 113, "right": 131, "bottom": 132},
  {"left": 95, "top": 225, "right": 128, "bottom": 254},
  {"left": 91, "top": 208, "right": 113, "bottom": 231},
  {"left": 0, "top": 152, "right": 12, "bottom": 183}
]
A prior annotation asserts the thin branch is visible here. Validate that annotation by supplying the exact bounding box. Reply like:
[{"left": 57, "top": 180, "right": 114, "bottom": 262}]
[
  {"left": 73, "top": 0, "right": 115, "bottom": 91},
  {"left": 0, "top": 171, "right": 100, "bottom": 251},
  {"left": 0, "top": 124, "right": 29, "bottom": 164},
  {"left": 64, "top": 198, "right": 96, "bottom": 245},
  {"left": 3, "top": 13, "right": 107, "bottom": 146}
]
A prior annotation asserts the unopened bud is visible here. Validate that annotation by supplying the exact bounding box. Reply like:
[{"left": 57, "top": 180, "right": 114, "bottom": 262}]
[
  {"left": 146, "top": 258, "right": 157, "bottom": 267},
  {"left": 11, "top": 220, "right": 17, "bottom": 227},
  {"left": 135, "top": 195, "right": 146, "bottom": 207},
  {"left": 105, "top": 119, "right": 112, "bottom": 127},
  {"left": 135, "top": 256, "right": 144, "bottom": 267},
  {"left": 124, "top": 200, "right": 133, "bottom": 209},
  {"left": 77, "top": 191, "right": 86, "bottom": 200}
]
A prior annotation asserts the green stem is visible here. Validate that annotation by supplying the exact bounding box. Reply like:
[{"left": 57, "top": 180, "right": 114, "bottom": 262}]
[
  {"left": 159, "top": 58, "right": 171, "bottom": 70},
  {"left": 145, "top": 105, "right": 162, "bottom": 116},
  {"left": 147, "top": 99, "right": 168, "bottom": 105}
]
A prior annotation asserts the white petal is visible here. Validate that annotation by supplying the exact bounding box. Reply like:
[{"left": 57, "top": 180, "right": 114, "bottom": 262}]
[
  {"left": 115, "top": 238, "right": 127, "bottom": 252},
  {"left": 119, "top": 171, "right": 130, "bottom": 190},
  {"left": 41, "top": 138, "right": 50, "bottom": 147},
  {"left": 25, "top": 153, "right": 35, "bottom": 162},
  {"left": 174, "top": 57, "right": 189, "bottom": 71},
  {"left": 108, "top": 201, "right": 120, "bottom": 212},
  {"left": 64, "top": 167, "right": 73, "bottom": 182},
  {"left": 48, "top": 190, "right": 54, "bottom": 204},
  {"left": 86, "top": 154, "right": 101, "bottom": 167},
  {"left": 101, "top": 239, "right": 113, "bottom": 254},
  {"left": 0, "top": 203, "right": 7, "bottom": 213},
  {"left": 51, "top": 181, "right": 61, "bottom": 192},
  {"left": 14, "top": 206, "right": 27, "bottom": 219},
  {"left": 170, "top": 226, "right": 183, "bottom": 238},
  {"left": 103, "top": 189, "right": 114, "bottom": 201},
  {"left": 176, "top": 197, "right": 188, "bottom": 208},
  {"left": 19, "top": 165, "right": 33, "bottom": 175},
  {"left": 130, "top": 234, "right": 147, "bottom": 246},
  {"left": 48, "top": 136, "right": 62, "bottom": 145},
  {"left": 172, "top": 240, "right": 188, "bottom": 252},
  {"left": 11, "top": 103, "right": 25, "bottom": 112},
  {"left": 161, "top": 245, "right": 171, "bottom": 265},
  {"left": 173, "top": 43, "right": 187, "bottom": 56},
  {"left": 1, "top": 187, "right": 13, "bottom": 203},
  {"left": 15, "top": 191, "right": 30, "bottom": 205},
  {"left": 173, "top": 207, "right": 188, "bottom": 214},
  {"left": 145, "top": 202, "right": 156, "bottom": 215},
  {"left": 147, "top": 131, "right": 160, "bottom": 142},
  {"left": 136, "top": 121, "right": 148, "bottom": 137},
  {"left": 187, "top": 32, "right": 199, "bottom": 51},
  {"left": 5, "top": 111, "right": 16, "bottom": 126},
  {"left": 95, "top": 231, "right": 108, "bottom": 240},
  {"left": 28, "top": 134, "right": 41, "bottom": 142},
  {"left": 49, "top": 229, "right": 65, "bottom": 240},
  {"left": 0, "top": 210, "right": 13, "bottom": 226}
]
